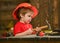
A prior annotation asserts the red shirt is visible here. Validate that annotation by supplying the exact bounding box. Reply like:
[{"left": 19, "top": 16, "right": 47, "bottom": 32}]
[{"left": 13, "top": 21, "right": 32, "bottom": 36}]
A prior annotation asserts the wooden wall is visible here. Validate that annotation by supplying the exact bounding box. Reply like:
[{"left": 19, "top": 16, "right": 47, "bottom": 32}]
[{"left": 0, "top": 0, "right": 30, "bottom": 30}]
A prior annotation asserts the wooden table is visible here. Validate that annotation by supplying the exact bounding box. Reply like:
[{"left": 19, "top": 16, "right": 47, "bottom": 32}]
[{"left": 0, "top": 35, "right": 60, "bottom": 43}]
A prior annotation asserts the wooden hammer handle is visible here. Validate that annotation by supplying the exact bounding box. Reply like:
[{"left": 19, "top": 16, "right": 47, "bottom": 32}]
[{"left": 33, "top": 25, "right": 48, "bottom": 32}]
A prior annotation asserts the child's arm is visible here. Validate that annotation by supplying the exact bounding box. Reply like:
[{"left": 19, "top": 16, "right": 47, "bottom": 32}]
[
  {"left": 15, "top": 28, "right": 33, "bottom": 37},
  {"left": 14, "top": 25, "right": 48, "bottom": 37}
]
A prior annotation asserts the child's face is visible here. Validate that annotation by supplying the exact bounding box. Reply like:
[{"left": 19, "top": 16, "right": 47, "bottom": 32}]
[{"left": 21, "top": 12, "right": 33, "bottom": 24}]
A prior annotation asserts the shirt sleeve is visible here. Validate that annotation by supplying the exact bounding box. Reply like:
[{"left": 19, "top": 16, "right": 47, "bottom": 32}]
[
  {"left": 28, "top": 24, "right": 33, "bottom": 29},
  {"left": 13, "top": 24, "right": 22, "bottom": 36}
]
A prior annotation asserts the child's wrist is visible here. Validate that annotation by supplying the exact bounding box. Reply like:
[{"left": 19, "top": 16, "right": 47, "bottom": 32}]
[{"left": 32, "top": 29, "right": 37, "bottom": 34}]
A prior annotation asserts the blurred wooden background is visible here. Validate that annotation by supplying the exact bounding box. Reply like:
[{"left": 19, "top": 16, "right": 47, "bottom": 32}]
[{"left": 0, "top": 0, "right": 60, "bottom": 31}]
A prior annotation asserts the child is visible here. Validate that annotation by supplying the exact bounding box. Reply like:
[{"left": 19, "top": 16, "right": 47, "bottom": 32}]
[{"left": 12, "top": 3, "right": 48, "bottom": 37}]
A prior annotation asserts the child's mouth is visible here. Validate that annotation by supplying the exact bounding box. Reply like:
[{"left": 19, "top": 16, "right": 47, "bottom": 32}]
[{"left": 27, "top": 20, "right": 31, "bottom": 23}]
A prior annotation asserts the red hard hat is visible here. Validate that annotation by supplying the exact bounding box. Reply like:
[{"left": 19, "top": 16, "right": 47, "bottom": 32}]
[{"left": 12, "top": 3, "right": 38, "bottom": 20}]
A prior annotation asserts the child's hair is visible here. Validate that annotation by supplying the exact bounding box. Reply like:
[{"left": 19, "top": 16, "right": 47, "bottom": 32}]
[{"left": 16, "top": 7, "right": 33, "bottom": 20}]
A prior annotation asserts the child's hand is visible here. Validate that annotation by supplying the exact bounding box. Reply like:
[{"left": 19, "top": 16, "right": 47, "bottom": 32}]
[{"left": 35, "top": 27, "right": 41, "bottom": 31}]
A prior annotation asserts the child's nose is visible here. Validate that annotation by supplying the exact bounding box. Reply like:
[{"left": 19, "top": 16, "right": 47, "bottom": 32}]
[{"left": 29, "top": 18, "right": 32, "bottom": 21}]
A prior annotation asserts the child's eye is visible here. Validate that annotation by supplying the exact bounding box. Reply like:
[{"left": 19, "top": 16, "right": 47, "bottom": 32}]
[{"left": 28, "top": 15, "right": 31, "bottom": 17}]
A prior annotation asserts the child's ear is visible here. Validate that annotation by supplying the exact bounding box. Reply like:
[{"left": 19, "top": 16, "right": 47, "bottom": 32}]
[{"left": 20, "top": 14, "right": 24, "bottom": 17}]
